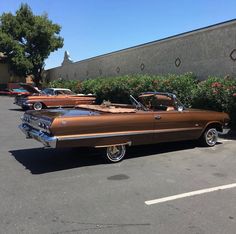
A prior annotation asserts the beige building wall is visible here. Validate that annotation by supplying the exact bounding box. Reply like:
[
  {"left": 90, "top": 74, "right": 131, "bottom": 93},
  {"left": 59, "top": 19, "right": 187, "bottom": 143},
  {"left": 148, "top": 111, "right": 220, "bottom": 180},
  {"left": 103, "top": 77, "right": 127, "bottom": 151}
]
[{"left": 45, "top": 20, "right": 236, "bottom": 81}]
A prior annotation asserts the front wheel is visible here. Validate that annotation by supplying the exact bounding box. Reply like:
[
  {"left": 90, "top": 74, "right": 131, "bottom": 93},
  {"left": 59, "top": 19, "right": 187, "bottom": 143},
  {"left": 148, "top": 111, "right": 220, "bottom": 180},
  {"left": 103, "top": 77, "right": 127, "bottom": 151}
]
[
  {"left": 200, "top": 127, "right": 218, "bottom": 147},
  {"left": 105, "top": 145, "right": 126, "bottom": 163},
  {"left": 33, "top": 102, "right": 43, "bottom": 111}
]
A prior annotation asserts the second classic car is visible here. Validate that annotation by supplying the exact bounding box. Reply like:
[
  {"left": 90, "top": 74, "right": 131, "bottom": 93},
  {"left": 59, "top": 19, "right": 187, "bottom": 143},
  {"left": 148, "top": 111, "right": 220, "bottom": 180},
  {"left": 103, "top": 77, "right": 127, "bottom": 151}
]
[
  {"left": 19, "top": 92, "right": 230, "bottom": 163},
  {"left": 14, "top": 84, "right": 95, "bottom": 110},
  {"left": 0, "top": 87, "right": 30, "bottom": 96}
]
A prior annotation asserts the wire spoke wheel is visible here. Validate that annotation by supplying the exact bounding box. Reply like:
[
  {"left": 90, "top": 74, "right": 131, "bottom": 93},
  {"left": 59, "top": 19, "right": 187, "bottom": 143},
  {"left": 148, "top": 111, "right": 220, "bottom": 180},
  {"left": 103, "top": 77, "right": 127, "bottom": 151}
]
[
  {"left": 106, "top": 145, "right": 126, "bottom": 163},
  {"left": 202, "top": 128, "right": 218, "bottom": 147}
]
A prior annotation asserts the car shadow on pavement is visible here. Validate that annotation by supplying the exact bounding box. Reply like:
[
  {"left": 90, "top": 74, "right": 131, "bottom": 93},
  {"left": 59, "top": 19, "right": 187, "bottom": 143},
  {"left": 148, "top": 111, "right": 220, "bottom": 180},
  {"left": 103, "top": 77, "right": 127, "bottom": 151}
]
[
  {"left": 9, "top": 147, "right": 105, "bottom": 174},
  {"left": 8, "top": 108, "right": 25, "bottom": 112},
  {"left": 9, "top": 141, "right": 198, "bottom": 174},
  {"left": 127, "top": 140, "right": 197, "bottom": 158}
]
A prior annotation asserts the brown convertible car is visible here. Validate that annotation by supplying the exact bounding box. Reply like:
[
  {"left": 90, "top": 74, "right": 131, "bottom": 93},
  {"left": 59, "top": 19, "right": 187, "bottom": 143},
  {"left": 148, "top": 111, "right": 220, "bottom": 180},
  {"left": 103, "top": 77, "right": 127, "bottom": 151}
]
[
  {"left": 19, "top": 92, "right": 230, "bottom": 163},
  {"left": 14, "top": 84, "right": 95, "bottom": 110}
]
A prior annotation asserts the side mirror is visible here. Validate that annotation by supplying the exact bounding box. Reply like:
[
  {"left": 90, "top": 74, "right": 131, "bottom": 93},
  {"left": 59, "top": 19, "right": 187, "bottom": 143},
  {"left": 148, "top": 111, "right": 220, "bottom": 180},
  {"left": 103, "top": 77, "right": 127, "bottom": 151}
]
[{"left": 178, "top": 106, "right": 184, "bottom": 112}]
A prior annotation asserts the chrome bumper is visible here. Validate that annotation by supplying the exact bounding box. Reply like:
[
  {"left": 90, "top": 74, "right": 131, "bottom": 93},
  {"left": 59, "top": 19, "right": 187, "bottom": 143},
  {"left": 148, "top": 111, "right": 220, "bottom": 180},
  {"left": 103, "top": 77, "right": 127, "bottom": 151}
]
[
  {"left": 14, "top": 100, "right": 32, "bottom": 107},
  {"left": 22, "top": 103, "right": 33, "bottom": 107},
  {"left": 221, "top": 127, "right": 230, "bottom": 135},
  {"left": 19, "top": 124, "right": 57, "bottom": 148}
]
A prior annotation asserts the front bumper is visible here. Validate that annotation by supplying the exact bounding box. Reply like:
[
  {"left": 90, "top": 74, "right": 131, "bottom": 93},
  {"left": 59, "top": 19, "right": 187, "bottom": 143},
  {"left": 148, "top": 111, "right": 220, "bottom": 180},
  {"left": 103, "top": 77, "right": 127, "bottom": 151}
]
[
  {"left": 19, "top": 124, "right": 57, "bottom": 148},
  {"left": 14, "top": 99, "right": 33, "bottom": 108},
  {"left": 22, "top": 102, "right": 33, "bottom": 108},
  {"left": 221, "top": 127, "right": 230, "bottom": 135}
]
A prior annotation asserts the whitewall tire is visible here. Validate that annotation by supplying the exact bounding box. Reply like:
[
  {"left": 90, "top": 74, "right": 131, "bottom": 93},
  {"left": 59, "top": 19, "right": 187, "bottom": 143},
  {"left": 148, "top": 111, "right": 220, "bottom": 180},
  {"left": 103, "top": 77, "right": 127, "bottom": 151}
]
[
  {"left": 105, "top": 145, "right": 126, "bottom": 163},
  {"left": 33, "top": 102, "right": 43, "bottom": 111}
]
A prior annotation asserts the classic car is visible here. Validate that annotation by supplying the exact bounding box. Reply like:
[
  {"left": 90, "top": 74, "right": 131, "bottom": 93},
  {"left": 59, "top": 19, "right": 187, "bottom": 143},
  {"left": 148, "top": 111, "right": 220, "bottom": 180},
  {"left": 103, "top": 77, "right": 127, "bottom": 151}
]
[
  {"left": 0, "top": 89, "right": 12, "bottom": 96},
  {"left": 14, "top": 84, "right": 95, "bottom": 110},
  {"left": 0, "top": 88, "right": 30, "bottom": 96},
  {"left": 19, "top": 92, "right": 230, "bottom": 163}
]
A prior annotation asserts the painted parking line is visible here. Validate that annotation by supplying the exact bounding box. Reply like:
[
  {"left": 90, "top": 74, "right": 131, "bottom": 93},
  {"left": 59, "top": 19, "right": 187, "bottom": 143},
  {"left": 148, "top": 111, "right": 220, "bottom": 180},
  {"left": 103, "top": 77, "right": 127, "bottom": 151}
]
[{"left": 145, "top": 183, "right": 236, "bottom": 206}]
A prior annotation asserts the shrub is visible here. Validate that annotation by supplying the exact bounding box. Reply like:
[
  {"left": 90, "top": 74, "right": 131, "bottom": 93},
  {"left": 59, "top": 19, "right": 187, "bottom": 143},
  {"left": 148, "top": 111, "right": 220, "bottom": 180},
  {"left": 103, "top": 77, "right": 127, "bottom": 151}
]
[
  {"left": 46, "top": 74, "right": 236, "bottom": 128},
  {"left": 48, "top": 79, "right": 82, "bottom": 93},
  {"left": 192, "top": 76, "right": 236, "bottom": 127},
  {"left": 81, "top": 74, "right": 235, "bottom": 128},
  {"left": 150, "top": 73, "right": 198, "bottom": 106},
  {"left": 81, "top": 73, "right": 197, "bottom": 106}
]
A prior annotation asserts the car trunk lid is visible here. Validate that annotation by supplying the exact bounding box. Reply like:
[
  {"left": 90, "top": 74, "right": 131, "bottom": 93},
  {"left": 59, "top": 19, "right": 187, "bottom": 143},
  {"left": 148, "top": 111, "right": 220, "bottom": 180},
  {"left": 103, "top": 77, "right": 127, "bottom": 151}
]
[{"left": 27, "top": 108, "right": 100, "bottom": 120}]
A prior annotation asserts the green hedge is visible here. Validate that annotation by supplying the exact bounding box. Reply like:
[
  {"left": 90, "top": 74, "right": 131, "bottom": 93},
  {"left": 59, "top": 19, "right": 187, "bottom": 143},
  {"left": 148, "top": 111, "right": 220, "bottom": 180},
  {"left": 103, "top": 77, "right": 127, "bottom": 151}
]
[
  {"left": 47, "top": 74, "right": 236, "bottom": 128},
  {"left": 81, "top": 73, "right": 198, "bottom": 106},
  {"left": 192, "top": 76, "right": 236, "bottom": 127},
  {"left": 47, "top": 79, "right": 82, "bottom": 93}
]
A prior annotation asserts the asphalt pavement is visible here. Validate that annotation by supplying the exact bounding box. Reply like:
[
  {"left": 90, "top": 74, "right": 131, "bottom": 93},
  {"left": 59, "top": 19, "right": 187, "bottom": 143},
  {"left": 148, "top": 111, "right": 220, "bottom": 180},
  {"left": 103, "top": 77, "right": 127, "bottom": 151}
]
[{"left": 0, "top": 96, "right": 236, "bottom": 234}]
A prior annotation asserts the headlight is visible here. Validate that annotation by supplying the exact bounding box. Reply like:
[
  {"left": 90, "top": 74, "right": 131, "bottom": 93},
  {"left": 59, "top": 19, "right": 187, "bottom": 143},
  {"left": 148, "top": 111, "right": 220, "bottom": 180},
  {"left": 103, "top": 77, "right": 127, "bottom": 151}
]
[
  {"left": 22, "top": 99, "right": 29, "bottom": 105},
  {"left": 38, "top": 121, "right": 50, "bottom": 130}
]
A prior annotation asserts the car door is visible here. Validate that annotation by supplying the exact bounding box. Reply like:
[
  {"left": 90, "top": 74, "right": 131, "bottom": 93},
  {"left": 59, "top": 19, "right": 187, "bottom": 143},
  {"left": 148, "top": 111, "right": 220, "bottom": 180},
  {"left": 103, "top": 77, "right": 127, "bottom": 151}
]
[
  {"left": 153, "top": 109, "right": 203, "bottom": 143},
  {"left": 55, "top": 91, "right": 74, "bottom": 107},
  {"left": 50, "top": 90, "right": 68, "bottom": 107}
]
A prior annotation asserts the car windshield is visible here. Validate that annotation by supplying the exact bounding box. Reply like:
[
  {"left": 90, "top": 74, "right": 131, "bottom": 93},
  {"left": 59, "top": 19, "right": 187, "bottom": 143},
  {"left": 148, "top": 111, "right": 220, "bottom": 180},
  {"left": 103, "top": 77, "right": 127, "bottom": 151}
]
[
  {"left": 41, "top": 88, "right": 75, "bottom": 95},
  {"left": 55, "top": 90, "right": 75, "bottom": 95},
  {"left": 41, "top": 88, "right": 54, "bottom": 95},
  {"left": 129, "top": 95, "right": 148, "bottom": 111},
  {"left": 138, "top": 93, "right": 184, "bottom": 111}
]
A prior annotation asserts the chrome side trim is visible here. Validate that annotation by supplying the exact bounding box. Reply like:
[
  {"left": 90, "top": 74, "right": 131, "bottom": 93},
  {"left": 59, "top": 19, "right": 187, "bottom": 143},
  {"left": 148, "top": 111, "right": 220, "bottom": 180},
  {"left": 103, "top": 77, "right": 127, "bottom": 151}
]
[
  {"left": 57, "top": 127, "right": 202, "bottom": 141},
  {"left": 95, "top": 141, "right": 132, "bottom": 148},
  {"left": 19, "top": 124, "right": 57, "bottom": 148}
]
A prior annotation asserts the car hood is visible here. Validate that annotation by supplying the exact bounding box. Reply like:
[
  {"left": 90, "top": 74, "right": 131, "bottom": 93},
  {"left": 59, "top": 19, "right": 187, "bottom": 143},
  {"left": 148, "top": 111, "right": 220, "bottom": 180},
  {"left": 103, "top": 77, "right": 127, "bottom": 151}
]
[{"left": 19, "top": 83, "right": 40, "bottom": 94}]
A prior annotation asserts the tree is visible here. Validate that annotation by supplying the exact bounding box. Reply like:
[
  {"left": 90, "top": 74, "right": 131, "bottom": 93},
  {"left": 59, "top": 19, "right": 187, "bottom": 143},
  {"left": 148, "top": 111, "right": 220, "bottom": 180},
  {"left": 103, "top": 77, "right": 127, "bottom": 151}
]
[{"left": 0, "top": 3, "right": 63, "bottom": 86}]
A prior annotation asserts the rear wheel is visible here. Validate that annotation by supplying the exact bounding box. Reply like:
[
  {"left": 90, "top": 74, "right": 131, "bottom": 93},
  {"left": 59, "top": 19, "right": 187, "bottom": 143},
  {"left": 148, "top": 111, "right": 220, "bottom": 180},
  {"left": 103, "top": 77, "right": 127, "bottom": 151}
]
[
  {"left": 105, "top": 145, "right": 126, "bottom": 163},
  {"left": 33, "top": 102, "right": 43, "bottom": 111},
  {"left": 200, "top": 127, "right": 218, "bottom": 147}
]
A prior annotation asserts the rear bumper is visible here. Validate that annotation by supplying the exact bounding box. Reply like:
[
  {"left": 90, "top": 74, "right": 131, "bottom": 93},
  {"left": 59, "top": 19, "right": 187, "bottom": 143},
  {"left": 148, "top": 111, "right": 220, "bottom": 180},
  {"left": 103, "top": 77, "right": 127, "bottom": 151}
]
[{"left": 19, "top": 124, "right": 57, "bottom": 148}]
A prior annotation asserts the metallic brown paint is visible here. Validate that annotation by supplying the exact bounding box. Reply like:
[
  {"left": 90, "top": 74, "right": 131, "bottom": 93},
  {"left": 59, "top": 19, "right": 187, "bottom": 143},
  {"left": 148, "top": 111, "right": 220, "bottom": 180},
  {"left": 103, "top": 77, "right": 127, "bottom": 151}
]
[
  {"left": 25, "top": 95, "right": 95, "bottom": 108},
  {"left": 19, "top": 93, "right": 230, "bottom": 151}
]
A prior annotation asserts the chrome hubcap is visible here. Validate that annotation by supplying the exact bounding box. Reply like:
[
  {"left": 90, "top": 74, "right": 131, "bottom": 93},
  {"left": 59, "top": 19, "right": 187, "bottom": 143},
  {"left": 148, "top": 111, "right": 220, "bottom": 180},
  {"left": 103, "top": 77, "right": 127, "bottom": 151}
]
[
  {"left": 205, "top": 128, "right": 218, "bottom": 146},
  {"left": 34, "top": 102, "right": 42, "bottom": 110},
  {"left": 107, "top": 145, "right": 126, "bottom": 162}
]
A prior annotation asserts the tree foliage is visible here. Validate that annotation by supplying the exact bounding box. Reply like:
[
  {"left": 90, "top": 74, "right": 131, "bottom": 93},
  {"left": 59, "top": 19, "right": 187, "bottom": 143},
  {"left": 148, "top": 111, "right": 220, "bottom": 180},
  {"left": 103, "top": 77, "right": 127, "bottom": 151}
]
[{"left": 0, "top": 3, "right": 63, "bottom": 86}]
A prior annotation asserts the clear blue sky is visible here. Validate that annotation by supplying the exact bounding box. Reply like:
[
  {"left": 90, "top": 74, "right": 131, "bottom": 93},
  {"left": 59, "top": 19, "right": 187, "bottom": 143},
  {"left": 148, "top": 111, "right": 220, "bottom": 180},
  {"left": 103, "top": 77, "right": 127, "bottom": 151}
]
[{"left": 1, "top": 0, "right": 236, "bottom": 69}]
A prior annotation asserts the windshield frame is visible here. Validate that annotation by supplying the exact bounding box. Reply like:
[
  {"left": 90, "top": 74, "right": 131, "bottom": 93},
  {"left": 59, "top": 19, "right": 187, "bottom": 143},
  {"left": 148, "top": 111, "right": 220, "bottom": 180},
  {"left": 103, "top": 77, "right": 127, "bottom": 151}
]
[{"left": 138, "top": 92, "right": 186, "bottom": 111}]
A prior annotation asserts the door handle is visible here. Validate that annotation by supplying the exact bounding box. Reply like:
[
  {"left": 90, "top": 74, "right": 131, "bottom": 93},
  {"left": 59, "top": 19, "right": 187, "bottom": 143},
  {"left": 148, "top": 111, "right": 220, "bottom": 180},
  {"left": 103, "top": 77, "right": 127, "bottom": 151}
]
[{"left": 155, "top": 115, "right": 161, "bottom": 120}]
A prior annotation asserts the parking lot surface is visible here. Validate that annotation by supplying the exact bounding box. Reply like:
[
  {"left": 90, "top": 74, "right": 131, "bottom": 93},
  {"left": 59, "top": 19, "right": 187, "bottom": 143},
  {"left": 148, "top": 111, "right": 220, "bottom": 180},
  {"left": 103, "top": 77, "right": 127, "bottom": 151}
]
[{"left": 0, "top": 96, "right": 236, "bottom": 234}]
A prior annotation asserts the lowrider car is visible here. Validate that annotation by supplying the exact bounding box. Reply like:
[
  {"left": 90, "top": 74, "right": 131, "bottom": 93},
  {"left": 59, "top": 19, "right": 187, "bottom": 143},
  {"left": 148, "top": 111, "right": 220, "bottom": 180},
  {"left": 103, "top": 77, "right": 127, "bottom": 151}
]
[
  {"left": 0, "top": 88, "right": 30, "bottom": 96},
  {"left": 14, "top": 84, "right": 95, "bottom": 110},
  {"left": 0, "top": 89, "right": 12, "bottom": 96},
  {"left": 19, "top": 92, "right": 230, "bottom": 163}
]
